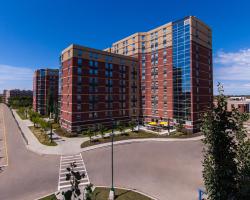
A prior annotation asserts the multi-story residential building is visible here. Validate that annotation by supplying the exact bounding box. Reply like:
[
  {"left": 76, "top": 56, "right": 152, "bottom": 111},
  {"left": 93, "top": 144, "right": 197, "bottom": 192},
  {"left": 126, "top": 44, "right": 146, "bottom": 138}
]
[
  {"left": 60, "top": 44, "right": 139, "bottom": 133},
  {"left": 2, "top": 90, "right": 7, "bottom": 103},
  {"left": 105, "top": 16, "right": 213, "bottom": 132},
  {"left": 4, "top": 89, "right": 33, "bottom": 104},
  {"left": 33, "top": 68, "right": 59, "bottom": 115}
]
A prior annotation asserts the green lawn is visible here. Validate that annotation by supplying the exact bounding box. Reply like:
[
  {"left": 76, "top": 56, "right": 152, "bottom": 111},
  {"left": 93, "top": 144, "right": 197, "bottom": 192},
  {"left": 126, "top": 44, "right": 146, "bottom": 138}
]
[
  {"left": 29, "top": 126, "right": 57, "bottom": 146},
  {"left": 39, "top": 194, "right": 56, "bottom": 200},
  {"left": 92, "top": 187, "right": 152, "bottom": 200},
  {"left": 16, "top": 109, "right": 27, "bottom": 120},
  {"left": 54, "top": 127, "right": 78, "bottom": 138},
  {"left": 81, "top": 130, "right": 202, "bottom": 148},
  {"left": 39, "top": 187, "right": 152, "bottom": 200}
]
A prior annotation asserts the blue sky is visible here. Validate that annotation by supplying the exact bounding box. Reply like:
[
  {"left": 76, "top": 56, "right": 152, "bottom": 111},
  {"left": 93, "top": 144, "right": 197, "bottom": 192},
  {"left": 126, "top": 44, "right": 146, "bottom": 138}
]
[{"left": 0, "top": 0, "right": 250, "bottom": 94}]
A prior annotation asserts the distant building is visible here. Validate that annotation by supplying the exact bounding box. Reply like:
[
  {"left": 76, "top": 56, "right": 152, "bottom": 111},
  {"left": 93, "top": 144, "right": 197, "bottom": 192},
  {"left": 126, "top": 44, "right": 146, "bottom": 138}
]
[
  {"left": 227, "top": 97, "right": 250, "bottom": 113},
  {"left": 33, "top": 68, "right": 59, "bottom": 115},
  {"left": 2, "top": 90, "right": 7, "bottom": 103},
  {"left": 3, "top": 89, "right": 33, "bottom": 104},
  {"left": 60, "top": 44, "right": 139, "bottom": 133}
]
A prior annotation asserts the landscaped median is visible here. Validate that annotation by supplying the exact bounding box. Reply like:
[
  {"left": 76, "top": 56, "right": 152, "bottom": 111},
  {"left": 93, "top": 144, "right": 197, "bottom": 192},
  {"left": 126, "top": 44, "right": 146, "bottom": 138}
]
[
  {"left": 39, "top": 187, "right": 153, "bottom": 200},
  {"left": 81, "top": 130, "right": 202, "bottom": 148},
  {"left": 29, "top": 126, "right": 57, "bottom": 146}
]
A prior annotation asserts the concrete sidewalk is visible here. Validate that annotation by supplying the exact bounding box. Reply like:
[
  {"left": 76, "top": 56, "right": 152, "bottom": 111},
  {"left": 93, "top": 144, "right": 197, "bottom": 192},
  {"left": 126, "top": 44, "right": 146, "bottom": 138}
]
[
  {"left": 12, "top": 109, "right": 204, "bottom": 156},
  {"left": 12, "top": 109, "right": 88, "bottom": 155}
]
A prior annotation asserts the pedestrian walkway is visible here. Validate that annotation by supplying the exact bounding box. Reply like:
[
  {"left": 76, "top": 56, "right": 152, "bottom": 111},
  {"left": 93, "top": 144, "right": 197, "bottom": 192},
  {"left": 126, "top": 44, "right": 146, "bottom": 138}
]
[
  {"left": 0, "top": 105, "right": 8, "bottom": 168},
  {"left": 12, "top": 109, "right": 88, "bottom": 155},
  {"left": 11, "top": 108, "right": 204, "bottom": 156},
  {"left": 58, "top": 153, "right": 90, "bottom": 191}
]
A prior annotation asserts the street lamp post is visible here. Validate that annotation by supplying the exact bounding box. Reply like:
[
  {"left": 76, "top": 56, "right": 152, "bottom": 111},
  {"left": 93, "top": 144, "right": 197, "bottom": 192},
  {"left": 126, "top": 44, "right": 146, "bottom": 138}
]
[
  {"left": 167, "top": 118, "right": 170, "bottom": 135},
  {"left": 109, "top": 119, "right": 115, "bottom": 200}
]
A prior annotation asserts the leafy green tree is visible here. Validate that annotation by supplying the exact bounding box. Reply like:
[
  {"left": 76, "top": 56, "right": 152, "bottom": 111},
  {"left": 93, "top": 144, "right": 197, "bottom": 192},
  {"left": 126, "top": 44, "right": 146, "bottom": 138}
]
[
  {"left": 82, "top": 127, "right": 94, "bottom": 142},
  {"left": 8, "top": 96, "right": 32, "bottom": 108},
  {"left": 176, "top": 123, "right": 184, "bottom": 132},
  {"left": 30, "top": 114, "right": 40, "bottom": 128},
  {"left": 60, "top": 162, "right": 86, "bottom": 200},
  {"left": 233, "top": 109, "right": 250, "bottom": 199},
  {"left": 201, "top": 83, "right": 250, "bottom": 200},
  {"left": 117, "top": 121, "right": 125, "bottom": 135},
  {"left": 39, "top": 119, "right": 50, "bottom": 132},
  {"left": 98, "top": 123, "right": 106, "bottom": 138},
  {"left": 129, "top": 121, "right": 136, "bottom": 132},
  {"left": 84, "top": 183, "right": 93, "bottom": 200}
]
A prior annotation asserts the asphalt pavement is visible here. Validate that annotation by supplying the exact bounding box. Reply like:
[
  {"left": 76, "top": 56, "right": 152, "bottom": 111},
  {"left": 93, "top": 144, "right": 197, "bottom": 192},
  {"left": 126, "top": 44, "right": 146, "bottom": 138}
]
[
  {"left": 0, "top": 104, "right": 60, "bottom": 200},
  {"left": 0, "top": 103, "right": 205, "bottom": 200},
  {"left": 82, "top": 140, "right": 204, "bottom": 200}
]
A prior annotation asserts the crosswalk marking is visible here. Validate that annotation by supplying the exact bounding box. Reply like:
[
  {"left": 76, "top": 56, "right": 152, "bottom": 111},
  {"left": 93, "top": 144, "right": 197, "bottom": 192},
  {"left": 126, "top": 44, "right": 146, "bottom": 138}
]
[{"left": 58, "top": 153, "right": 90, "bottom": 191}]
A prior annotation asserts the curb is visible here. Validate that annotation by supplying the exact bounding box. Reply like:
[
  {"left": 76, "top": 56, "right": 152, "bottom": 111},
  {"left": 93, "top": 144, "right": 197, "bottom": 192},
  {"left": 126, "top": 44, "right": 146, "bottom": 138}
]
[
  {"left": 80, "top": 135, "right": 204, "bottom": 153},
  {"left": 9, "top": 106, "right": 204, "bottom": 156},
  {"left": 10, "top": 108, "right": 29, "bottom": 145},
  {"left": 35, "top": 185, "right": 159, "bottom": 200},
  {"left": 96, "top": 185, "right": 159, "bottom": 200}
]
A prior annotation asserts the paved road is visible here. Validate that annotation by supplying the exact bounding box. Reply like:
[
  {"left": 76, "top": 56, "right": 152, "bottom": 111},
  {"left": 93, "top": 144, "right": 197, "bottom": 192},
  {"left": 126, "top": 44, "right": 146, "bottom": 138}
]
[
  {"left": 82, "top": 140, "right": 203, "bottom": 200},
  {"left": 0, "top": 104, "right": 60, "bottom": 200},
  {"left": 0, "top": 103, "right": 204, "bottom": 200}
]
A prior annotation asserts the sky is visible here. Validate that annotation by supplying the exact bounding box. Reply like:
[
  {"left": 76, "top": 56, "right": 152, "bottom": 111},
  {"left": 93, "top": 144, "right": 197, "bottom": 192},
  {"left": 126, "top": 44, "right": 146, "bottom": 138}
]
[{"left": 0, "top": 0, "right": 250, "bottom": 95}]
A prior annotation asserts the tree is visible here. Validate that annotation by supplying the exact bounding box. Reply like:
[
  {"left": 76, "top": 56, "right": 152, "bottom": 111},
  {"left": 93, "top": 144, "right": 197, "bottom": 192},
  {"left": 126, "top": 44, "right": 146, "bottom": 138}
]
[
  {"left": 201, "top": 83, "right": 250, "bottom": 200},
  {"left": 176, "top": 123, "right": 184, "bottom": 132},
  {"left": 84, "top": 183, "right": 93, "bottom": 200},
  {"left": 82, "top": 127, "right": 94, "bottom": 142},
  {"left": 129, "top": 121, "right": 136, "bottom": 132},
  {"left": 117, "top": 121, "right": 125, "bottom": 135},
  {"left": 98, "top": 123, "right": 106, "bottom": 138},
  {"left": 233, "top": 109, "right": 250, "bottom": 199},
  {"left": 29, "top": 110, "right": 41, "bottom": 128},
  {"left": 59, "top": 162, "right": 86, "bottom": 200},
  {"left": 39, "top": 119, "right": 49, "bottom": 131}
]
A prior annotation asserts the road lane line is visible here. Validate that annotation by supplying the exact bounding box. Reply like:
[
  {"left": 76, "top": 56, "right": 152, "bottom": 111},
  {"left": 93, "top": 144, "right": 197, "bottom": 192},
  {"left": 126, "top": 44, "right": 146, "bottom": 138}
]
[{"left": 58, "top": 153, "right": 90, "bottom": 191}]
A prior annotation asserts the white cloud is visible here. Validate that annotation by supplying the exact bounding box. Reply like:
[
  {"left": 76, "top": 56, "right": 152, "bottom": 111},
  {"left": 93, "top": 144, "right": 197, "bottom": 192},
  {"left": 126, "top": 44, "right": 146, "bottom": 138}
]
[
  {"left": 214, "top": 48, "right": 250, "bottom": 94},
  {"left": 0, "top": 64, "right": 33, "bottom": 93},
  {"left": 214, "top": 49, "right": 250, "bottom": 81}
]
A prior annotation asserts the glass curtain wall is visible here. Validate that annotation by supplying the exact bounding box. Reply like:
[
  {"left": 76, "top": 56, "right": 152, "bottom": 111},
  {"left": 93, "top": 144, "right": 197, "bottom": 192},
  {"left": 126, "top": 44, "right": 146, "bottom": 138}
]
[{"left": 172, "top": 18, "right": 191, "bottom": 124}]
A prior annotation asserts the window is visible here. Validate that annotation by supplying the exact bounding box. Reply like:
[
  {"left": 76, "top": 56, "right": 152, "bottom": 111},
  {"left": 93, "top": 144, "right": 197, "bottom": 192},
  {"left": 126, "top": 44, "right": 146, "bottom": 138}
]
[
  {"left": 77, "top": 86, "right": 81, "bottom": 93},
  {"left": 90, "top": 69, "right": 98, "bottom": 75},
  {"left": 78, "top": 59, "right": 82, "bottom": 65},
  {"left": 141, "top": 35, "right": 145, "bottom": 40},
  {"left": 77, "top": 76, "right": 82, "bottom": 83},
  {"left": 89, "top": 60, "right": 93, "bottom": 67},
  {"left": 77, "top": 68, "right": 82, "bottom": 75},
  {"left": 77, "top": 104, "right": 81, "bottom": 111},
  {"left": 94, "top": 61, "right": 98, "bottom": 67},
  {"left": 76, "top": 114, "right": 81, "bottom": 120},
  {"left": 78, "top": 50, "right": 82, "bottom": 57},
  {"left": 163, "top": 28, "right": 166, "bottom": 34},
  {"left": 77, "top": 95, "right": 81, "bottom": 101}
]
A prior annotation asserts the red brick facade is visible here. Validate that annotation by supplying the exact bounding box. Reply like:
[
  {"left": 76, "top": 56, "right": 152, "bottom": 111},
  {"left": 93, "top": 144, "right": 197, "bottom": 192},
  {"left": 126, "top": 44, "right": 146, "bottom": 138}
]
[
  {"left": 60, "top": 45, "right": 139, "bottom": 133},
  {"left": 33, "top": 69, "right": 59, "bottom": 115}
]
